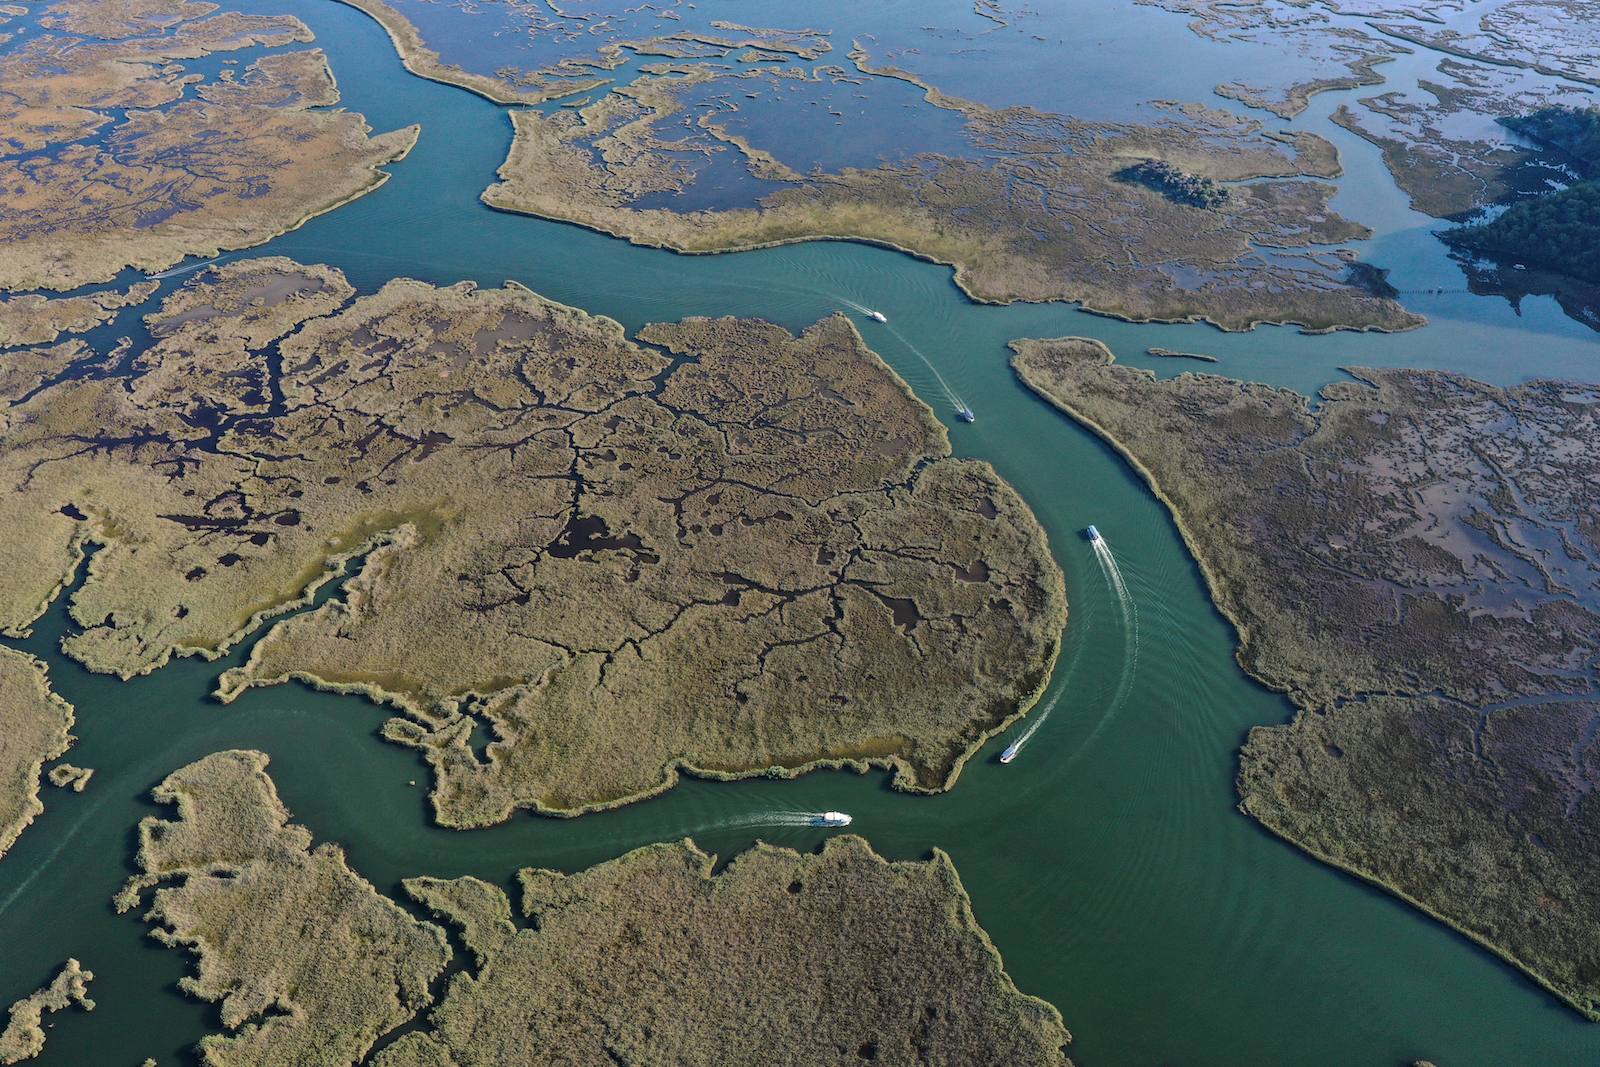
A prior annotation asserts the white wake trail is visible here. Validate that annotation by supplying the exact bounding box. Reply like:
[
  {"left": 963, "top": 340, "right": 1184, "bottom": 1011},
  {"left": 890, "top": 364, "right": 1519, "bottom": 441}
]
[
  {"left": 999, "top": 685, "right": 1065, "bottom": 760},
  {"left": 705, "top": 810, "right": 846, "bottom": 831},
  {"left": 147, "top": 257, "right": 226, "bottom": 280},
  {"left": 1006, "top": 534, "right": 1141, "bottom": 766},
  {"left": 1057, "top": 535, "right": 1141, "bottom": 769},
  {"left": 1093, "top": 538, "right": 1134, "bottom": 630},
  {"left": 883, "top": 324, "right": 970, "bottom": 418}
]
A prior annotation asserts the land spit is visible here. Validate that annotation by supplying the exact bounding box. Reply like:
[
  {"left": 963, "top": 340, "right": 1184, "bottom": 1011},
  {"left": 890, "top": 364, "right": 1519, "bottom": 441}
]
[
  {"left": 1013, "top": 337, "right": 1600, "bottom": 1019},
  {"left": 0, "top": 647, "right": 75, "bottom": 867},
  {"left": 1, "top": 258, "right": 1065, "bottom": 825},
  {"left": 0, "top": 959, "right": 94, "bottom": 1065}
]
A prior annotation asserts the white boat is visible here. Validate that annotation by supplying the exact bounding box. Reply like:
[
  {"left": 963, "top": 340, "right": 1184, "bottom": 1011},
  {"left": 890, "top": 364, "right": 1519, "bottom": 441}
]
[
  {"left": 957, "top": 407, "right": 975, "bottom": 423},
  {"left": 867, "top": 310, "right": 887, "bottom": 323},
  {"left": 999, "top": 741, "right": 1021, "bottom": 764},
  {"left": 813, "top": 811, "right": 852, "bottom": 826},
  {"left": 1086, "top": 524, "right": 1102, "bottom": 542}
]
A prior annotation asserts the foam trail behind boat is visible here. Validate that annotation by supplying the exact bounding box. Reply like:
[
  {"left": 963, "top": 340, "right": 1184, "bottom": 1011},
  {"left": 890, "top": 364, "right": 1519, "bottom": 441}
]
[
  {"left": 998, "top": 686, "right": 1065, "bottom": 761},
  {"left": 706, "top": 810, "right": 843, "bottom": 832},
  {"left": 882, "top": 324, "right": 971, "bottom": 420},
  {"left": 1059, "top": 535, "right": 1141, "bottom": 768},
  {"left": 147, "top": 256, "right": 228, "bottom": 280},
  {"left": 1093, "top": 537, "right": 1135, "bottom": 629}
]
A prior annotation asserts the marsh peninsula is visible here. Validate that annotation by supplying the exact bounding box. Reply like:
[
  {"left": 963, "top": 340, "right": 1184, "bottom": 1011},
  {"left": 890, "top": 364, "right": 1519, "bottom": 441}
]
[
  {"left": 0, "top": 0, "right": 417, "bottom": 292},
  {"left": 125, "top": 751, "right": 1068, "bottom": 1066},
  {"left": 340, "top": 0, "right": 1418, "bottom": 334},
  {"left": 0, "top": 959, "right": 94, "bottom": 1065},
  {"left": 1, "top": 259, "right": 1065, "bottom": 825},
  {"left": 485, "top": 89, "right": 1418, "bottom": 334},
  {"left": 0, "top": 647, "right": 75, "bottom": 867},
  {"left": 1014, "top": 338, "right": 1600, "bottom": 1018},
  {"left": 117, "top": 750, "right": 453, "bottom": 1067}
]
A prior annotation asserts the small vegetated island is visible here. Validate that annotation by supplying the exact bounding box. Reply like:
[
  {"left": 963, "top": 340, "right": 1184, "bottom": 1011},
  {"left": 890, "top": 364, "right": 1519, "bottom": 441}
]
[
  {"left": 1012, "top": 339, "right": 1600, "bottom": 1018},
  {"left": 0, "top": 257, "right": 1065, "bottom": 825},
  {"left": 114, "top": 750, "right": 1070, "bottom": 1066},
  {"left": 0, "top": 0, "right": 418, "bottom": 292},
  {"left": 344, "top": 0, "right": 1420, "bottom": 334}
]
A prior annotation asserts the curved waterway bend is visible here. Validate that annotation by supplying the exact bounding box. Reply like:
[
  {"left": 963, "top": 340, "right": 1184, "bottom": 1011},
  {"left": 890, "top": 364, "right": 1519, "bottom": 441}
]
[{"left": 2, "top": 1, "right": 1599, "bottom": 1065}]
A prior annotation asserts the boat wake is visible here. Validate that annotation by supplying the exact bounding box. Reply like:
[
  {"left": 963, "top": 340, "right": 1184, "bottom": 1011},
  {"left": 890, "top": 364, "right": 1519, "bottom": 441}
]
[
  {"left": 1000, "top": 686, "right": 1065, "bottom": 762},
  {"left": 146, "top": 256, "right": 227, "bottom": 280},
  {"left": 882, "top": 324, "right": 973, "bottom": 423},
  {"left": 707, "top": 810, "right": 852, "bottom": 831},
  {"left": 1003, "top": 532, "right": 1139, "bottom": 766},
  {"left": 1093, "top": 537, "right": 1135, "bottom": 627},
  {"left": 1061, "top": 534, "right": 1141, "bottom": 767}
]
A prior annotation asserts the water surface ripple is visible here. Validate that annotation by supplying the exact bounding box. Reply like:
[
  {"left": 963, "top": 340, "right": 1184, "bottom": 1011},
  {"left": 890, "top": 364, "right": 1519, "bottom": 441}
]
[{"left": 2, "top": 1, "right": 1598, "bottom": 1065}]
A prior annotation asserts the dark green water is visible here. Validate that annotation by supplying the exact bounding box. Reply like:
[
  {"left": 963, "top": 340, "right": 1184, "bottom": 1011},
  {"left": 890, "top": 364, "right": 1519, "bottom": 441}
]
[{"left": 3, "top": 2, "right": 1599, "bottom": 1065}]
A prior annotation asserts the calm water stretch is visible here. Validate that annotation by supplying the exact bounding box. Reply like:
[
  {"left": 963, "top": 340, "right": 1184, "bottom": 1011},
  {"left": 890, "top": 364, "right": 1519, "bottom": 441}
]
[{"left": 2, "top": 1, "right": 1598, "bottom": 1064}]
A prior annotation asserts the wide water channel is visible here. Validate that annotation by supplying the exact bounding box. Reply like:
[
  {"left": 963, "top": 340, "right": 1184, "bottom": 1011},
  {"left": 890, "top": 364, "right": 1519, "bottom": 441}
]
[{"left": 2, "top": 1, "right": 1599, "bottom": 1064}]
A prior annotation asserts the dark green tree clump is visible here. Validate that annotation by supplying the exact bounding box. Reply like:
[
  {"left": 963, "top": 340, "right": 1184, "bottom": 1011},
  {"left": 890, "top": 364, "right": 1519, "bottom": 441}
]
[
  {"left": 1499, "top": 105, "right": 1600, "bottom": 169},
  {"left": 1444, "top": 182, "right": 1600, "bottom": 283},
  {"left": 1120, "top": 159, "right": 1232, "bottom": 208}
]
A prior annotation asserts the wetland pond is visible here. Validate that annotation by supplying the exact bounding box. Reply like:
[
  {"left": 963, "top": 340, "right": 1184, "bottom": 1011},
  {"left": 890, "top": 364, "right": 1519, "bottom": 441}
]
[{"left": 2, "top": 0, "right": 1600, "bottom": 1065}]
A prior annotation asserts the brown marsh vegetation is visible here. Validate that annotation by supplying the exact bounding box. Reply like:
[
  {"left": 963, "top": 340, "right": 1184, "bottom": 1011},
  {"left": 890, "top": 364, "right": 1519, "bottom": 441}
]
[
  {"left": 1014, "top": 338, "right": 1600, "bottom": 1018},
  {"left": 1, "top": 260, "right": 1064, "bottom": 825}
]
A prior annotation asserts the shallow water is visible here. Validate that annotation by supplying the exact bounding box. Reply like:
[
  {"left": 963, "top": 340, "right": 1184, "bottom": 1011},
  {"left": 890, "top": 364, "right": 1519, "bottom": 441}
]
[{"left": 3, "top": 1, "right": 1600, "bottom": 1065}]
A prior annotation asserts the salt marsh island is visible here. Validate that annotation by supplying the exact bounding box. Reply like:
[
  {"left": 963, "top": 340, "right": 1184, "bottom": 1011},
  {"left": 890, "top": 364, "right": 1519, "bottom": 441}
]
[
  {"left": 1014, "top": 338, "right": 1600, "bottom": 1018},
  {"left": 0, "top": 0, "right": 417, "bottom": 292},
  {"left": 120, "top": 750, "right": 1068, "bottom": 1066},
  {"left": 0, "top": 258, "right": 1065, "bottom": 824},
  {"left": 0, "top": 282, "right": 158, "bottom": 349}
]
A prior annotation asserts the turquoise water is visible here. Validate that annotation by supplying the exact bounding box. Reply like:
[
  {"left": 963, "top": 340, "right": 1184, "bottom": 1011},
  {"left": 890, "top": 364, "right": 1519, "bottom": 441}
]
[{"left": 3, "top": 1, "right": 1600, "bottom": 1064}]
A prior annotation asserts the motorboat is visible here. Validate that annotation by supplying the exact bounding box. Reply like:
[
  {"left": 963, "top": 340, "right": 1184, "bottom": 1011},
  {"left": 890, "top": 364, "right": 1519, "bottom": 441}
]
[
  {"left": 956, "top": 407, "right": 975, "bottom": 423},
  {"left": 813, "top": 811, "right": 852, "bottom": 826},
  {"left": 1085, "top": 524, "right": 1102, "bottom": 542},
  {"left": 999, "top": 741, "right": 1021, "bottom": 764},
  {"left": 867, "top": 310, "right": 887, "bottom": 323}
]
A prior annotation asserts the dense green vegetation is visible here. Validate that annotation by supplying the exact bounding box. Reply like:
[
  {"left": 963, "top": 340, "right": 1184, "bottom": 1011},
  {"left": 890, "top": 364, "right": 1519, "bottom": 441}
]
[
  {"left": 1499, "top": 104, "right": 1600, "bottom": 169},
  {"left": 1444, "top": 182, "right": 1600, "bottom": 283},
  {"left": 1120, "top": 159, "right": 1232, "bottom": 208}
]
